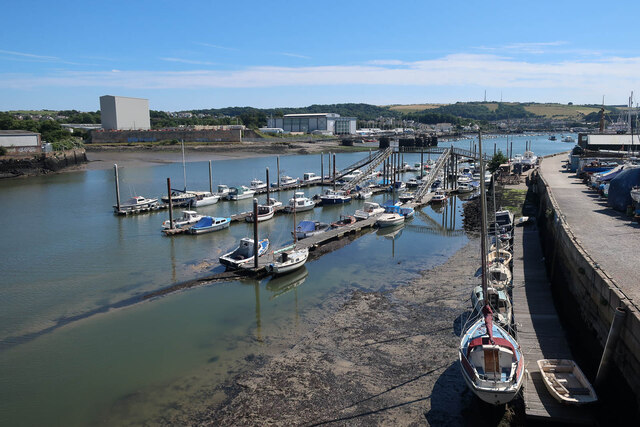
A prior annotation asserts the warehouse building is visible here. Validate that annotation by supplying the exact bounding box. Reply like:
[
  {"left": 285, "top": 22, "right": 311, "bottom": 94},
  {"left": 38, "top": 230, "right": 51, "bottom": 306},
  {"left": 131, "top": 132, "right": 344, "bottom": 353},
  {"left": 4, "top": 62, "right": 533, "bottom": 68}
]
[
  {"left": 267, "top": 113, "right": 356, "bottom": 135},
  {"left": 0, "top": 130, "right": 41, "bottom": 153},
  {"left": 100, "top": 95, "right": 150, "bottom": 130}
]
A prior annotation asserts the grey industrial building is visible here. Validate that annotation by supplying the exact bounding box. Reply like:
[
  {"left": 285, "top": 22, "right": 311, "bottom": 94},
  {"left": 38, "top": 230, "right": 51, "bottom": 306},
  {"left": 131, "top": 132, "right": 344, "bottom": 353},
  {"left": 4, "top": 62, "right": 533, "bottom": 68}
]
[
  {"left": 0, "top": 130, "right": 41, "bottom": 153},
  {"left": 267, "top": 113, "right": 356, "bottom": 135},
  {"left": 100, "top": 95, "right": 150, "bottom": 130}
]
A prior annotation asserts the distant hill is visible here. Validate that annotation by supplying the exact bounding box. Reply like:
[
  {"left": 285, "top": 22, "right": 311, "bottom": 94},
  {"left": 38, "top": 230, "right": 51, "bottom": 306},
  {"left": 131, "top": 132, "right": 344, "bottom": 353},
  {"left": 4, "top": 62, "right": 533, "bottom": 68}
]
[{"left": 191, "top": 103, "right": 398, "bottom": 121}]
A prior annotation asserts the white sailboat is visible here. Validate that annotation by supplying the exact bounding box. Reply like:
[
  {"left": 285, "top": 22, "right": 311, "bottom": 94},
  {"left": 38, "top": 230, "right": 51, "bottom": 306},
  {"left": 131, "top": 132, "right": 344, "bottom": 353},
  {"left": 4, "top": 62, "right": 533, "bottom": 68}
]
[
  {"left": 268, "top": 192, "right": 309, "bottom": 274},
  {"left": 459, "top": 132, "right": 524, "bottom": 405}
]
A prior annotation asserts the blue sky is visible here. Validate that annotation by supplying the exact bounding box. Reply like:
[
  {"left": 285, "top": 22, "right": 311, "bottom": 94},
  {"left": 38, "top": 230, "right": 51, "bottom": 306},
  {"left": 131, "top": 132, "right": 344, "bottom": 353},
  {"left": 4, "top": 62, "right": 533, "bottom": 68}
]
[{"left": 1, "top": 0, "right": 639, "bottom": 111}]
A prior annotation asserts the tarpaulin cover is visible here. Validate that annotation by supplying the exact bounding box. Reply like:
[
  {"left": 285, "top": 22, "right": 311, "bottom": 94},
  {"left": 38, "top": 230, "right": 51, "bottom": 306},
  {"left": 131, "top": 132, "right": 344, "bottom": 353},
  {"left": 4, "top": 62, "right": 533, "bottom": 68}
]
[
  {"left": 193, "top": 216, "right": 213, "bottom": 227},
  {"left": 607, "top": 168, "right": 640, "bottom": 212},
  {"left": 296, "top": 220, "right": 316, "bottom": 232}
]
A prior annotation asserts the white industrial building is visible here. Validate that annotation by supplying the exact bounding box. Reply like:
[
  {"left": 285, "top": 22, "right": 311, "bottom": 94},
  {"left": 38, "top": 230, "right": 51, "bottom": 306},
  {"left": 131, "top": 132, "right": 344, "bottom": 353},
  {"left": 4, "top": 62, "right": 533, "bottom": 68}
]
[
  {"left": 0, "top": 130, "right": 41, "bottom": 153},
  {"left": 100, "top": 95, "right": 150, "bottom": 130},
  {"left": 267, "top": 113, "right": 356, "bottom": 135}
]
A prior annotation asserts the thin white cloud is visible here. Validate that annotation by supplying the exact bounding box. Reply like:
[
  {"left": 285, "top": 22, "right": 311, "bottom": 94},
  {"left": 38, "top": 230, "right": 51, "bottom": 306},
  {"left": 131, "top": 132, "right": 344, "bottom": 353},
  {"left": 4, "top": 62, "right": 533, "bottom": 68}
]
[
  {"left": 1, "top": 54, "right": 639, "bottom": 99},
  {"left": 278, "top": 52, "right": 311, "bottom": 59},
  {"left": 0, "top": 49, "right": 59, "bottom": 61},
  {"left": 367, "top": 59, "right": 408, "bottom": 66},
  {"left": 475, "top": 41, "right": 569, "bottom": 54},
  {"left": 195, "top": 42, "right": 238, "bottom": 51},
  {"left": 160, "top": 57, "right": 217, "bottom": 66}
]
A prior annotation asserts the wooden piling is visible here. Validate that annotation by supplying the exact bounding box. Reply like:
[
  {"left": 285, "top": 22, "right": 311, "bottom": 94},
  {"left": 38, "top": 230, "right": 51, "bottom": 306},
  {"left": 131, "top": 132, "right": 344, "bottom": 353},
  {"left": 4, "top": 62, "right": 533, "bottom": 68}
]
[
  {"left": 321, "top": 152, "right": 324, "bottom": 184},
  {"left": 266, "top": 167, "right": 270, "bottom": 204},
  {"left": 167, "top": 177, "right": 174, "bottom": 229},
  {"left": 208, "top": 160, "right": 213, "bottom": 194},
  {"left": 253, "top": 198, "right": 259, "bottom": 269},
  {"left": 332, "top": 153, "right": 336, "bottom": 191},
  {"left": 277, "top": 156, "right": 281, "bottom": 189},
  {"left": 114, "top": 164, "right": 121, "bottom": 212}
]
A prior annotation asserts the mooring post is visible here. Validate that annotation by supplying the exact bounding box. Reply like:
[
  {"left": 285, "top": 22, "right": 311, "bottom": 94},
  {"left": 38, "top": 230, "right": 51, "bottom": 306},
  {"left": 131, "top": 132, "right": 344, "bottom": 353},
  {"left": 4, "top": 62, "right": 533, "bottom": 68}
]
[
  {"left": 321, "top": 152, "right": 324, "bottom": 184},
  {"left": 208, "top": 160, "right": 213, "bottom": 194},
  {"left": 328, "top": 152, "right": 331, "bottom": 185},
  {"left": 277, "top": 156, "right": 281, "bottom": 189},
  {"left": 332, "top": 153, "right": 336, "bottom": 191},
  {"left": 114, "top": 164, "right": 121, "bottom": 212},
  {"left": 167, "top": 177, "right": 174, "bottom": 229},
  {"left": 253, "top": 198, "right": 259, "bottom": 270},
  {"left": 510, "top": 141, "right": 513, "bottom": 161},
  {"left": 595, "top": 307, "right": 627, "bottom": 388},
  {"left": 494, "top": 142, "right": 497, "bottom": 156},
  {"left": 266, "top": 167, "right": 270, "bottom": 204},
  {"left": 420, "top": 148, "right": 424, "bottom": 179}
]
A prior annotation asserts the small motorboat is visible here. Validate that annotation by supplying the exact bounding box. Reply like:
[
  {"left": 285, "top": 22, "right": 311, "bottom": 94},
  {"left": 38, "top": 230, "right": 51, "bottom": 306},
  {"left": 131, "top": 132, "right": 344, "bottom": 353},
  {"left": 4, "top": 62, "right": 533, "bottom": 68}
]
[
  {"left": 274, "top": 175, "right": 298, "bottom": 187},
  {"left": 294, "top": 220, "right": 330, "bottom": 239},
  {"left": 331, "top": 215, "right": 356, "bottom": 228},
  {"left": 398, "top": 192, "right": 415, "bottom": 203},
  {"left": 114, "top": 196, "right": 159, "bottom": 213},
  {"left": 355, "top": 188, "right": 373, "bottom": 199},
  {"left": 188, "top": 216, "right": 231, "bottom": 234},
  {"left": 320, "top": 190, "right": 351, "bottom": 205},
  {"left": 246, "top": 204, "right": 275, "bottom": 222},
  {"left": 406, "top": 178, "right": 420, "bottom": 188},
  {"left": 354, "top": 202, "right": 385, "bottom": 220},
  {"left": 216, "top": 184, "right": 230, "bottom": 198},
  {"left": 302, "top": 172, "right": 322, "bottom": 184},
  {"left": 376, "top": 213, "right": 405, "bottom": 228},
  {"left": 161, "top": 190, "right": 197, "bottom": 207},
  {"left": 268, "top": 246, "right": 309, "bottom": 275},
  {"left": 430, "top": 190, "right": 448, "bottom": 203},
  {"left": 219, "top": 237, "right": 269, "bottom": 269},
  {"left": 226, "top": 186, "right": 256, "bottom": 201},
  {"left": 162, "top": 210, "right": 203, "bottom": 230},
  {"left": 537, "top": 359, "right": 597, "bottom": 405},
  {"left": 192, "top": 191, "right": 220, "bottom": 207},
  {"left": 266, "top": 198, "right": 283, "bottom": 208},
  {"left": 284, "top": 192, "right": 315, "bottom": 212},
  {"left": 250, "top": 179, "right": 267, "bottom": 190}
]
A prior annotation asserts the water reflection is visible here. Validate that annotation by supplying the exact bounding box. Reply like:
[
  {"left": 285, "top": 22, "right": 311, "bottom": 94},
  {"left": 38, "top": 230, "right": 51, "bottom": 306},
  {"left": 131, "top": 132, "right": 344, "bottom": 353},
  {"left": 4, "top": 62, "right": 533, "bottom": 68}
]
[
  {"left": 266, "top": 267, "right": 309, "bottom": 300},
  {"left": 254, "top": 282, "right": 262, "bottom": 343},
  {"left": 377, "top": 224, "right": 404, "bottom": 258}
]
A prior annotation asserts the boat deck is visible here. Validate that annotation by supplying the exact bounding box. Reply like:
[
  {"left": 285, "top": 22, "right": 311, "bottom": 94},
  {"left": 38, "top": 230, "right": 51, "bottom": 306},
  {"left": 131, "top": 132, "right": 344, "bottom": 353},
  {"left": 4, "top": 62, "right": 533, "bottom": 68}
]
[{"left": 512, "top": 224, "right": 594, "bottom": 424}]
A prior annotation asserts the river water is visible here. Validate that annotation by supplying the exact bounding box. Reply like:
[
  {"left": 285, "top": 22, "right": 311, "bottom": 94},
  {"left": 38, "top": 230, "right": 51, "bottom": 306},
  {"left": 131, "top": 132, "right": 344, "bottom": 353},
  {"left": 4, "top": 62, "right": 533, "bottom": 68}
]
[{"left": 0, "top": 134, "right": 572, "bottom": 426}]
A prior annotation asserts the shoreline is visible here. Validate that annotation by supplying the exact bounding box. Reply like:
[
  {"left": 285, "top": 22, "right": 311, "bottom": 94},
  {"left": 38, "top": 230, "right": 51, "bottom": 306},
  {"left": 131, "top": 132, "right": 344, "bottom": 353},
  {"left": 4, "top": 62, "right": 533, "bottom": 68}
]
[{"left": 130, "top": 236, "right": 515, "bottom": 426}]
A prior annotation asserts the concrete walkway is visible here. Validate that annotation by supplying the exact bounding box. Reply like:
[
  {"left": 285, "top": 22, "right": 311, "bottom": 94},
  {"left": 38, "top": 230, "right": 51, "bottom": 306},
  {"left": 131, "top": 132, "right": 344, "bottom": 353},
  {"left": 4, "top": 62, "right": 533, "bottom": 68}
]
[{"left": 539, "top": 154, "right": 640, "bottom": 308}]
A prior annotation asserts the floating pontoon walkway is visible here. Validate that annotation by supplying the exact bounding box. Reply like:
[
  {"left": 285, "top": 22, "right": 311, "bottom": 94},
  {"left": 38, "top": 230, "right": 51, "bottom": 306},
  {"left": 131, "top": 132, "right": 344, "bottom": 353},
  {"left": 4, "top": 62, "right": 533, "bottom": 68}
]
[{"left": 512, "top": 224, "right": 594, "bottom": 424}]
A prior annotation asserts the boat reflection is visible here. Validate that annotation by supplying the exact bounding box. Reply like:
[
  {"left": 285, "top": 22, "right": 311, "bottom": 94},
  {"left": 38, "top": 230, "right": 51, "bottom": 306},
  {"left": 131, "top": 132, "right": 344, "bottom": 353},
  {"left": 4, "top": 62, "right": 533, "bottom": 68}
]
[
  {"left": 266, "top": 266, "right": 309, "bottom": 300},
  {"left": 376, "top": 223, "right": 404, "bottom": 239}
]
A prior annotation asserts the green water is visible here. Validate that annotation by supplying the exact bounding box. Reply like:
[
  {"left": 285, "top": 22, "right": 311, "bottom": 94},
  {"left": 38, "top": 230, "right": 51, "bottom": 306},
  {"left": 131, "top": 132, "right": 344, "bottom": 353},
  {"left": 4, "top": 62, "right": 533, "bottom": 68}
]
[{"left": 0, "top": 137, "right": 570, "bottom": 426}]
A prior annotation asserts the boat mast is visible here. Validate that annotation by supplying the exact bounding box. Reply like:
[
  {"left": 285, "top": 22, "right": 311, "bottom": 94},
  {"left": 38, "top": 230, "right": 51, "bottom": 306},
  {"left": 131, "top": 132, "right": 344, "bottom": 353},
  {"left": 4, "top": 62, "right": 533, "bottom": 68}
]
[
  {"left": 292, "top": 192, "right": 297, "bottom": 244},
  {"left": 181, "top": 140, "right": 187, "bottom": 192},
  {"left": 478, "top": 131, "right": 489, "bottom": 303}
]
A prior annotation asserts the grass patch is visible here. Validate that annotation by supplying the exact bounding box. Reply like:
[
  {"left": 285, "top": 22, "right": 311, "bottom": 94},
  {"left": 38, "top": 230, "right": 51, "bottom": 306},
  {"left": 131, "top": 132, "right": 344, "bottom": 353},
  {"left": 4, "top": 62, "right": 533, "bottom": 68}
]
[
  {"left": 523, "top": 103, "right": 603, "bottom": 119},
  {"left": 499, "top": 188, "right": 528, "bottom": 216},
  {"left": 386, "top": 104, "right": 444, "bottom": 113}
]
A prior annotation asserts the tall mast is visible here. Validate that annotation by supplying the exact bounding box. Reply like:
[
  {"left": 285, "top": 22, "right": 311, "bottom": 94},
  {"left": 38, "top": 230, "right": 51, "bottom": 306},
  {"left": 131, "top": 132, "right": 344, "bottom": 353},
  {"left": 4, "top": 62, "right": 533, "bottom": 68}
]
[
  {"left": 478, "top": 131, "right": 489, "bottom": 302},
  {"left": 181, "top": 140, "right": 187, "bottom": 192}
]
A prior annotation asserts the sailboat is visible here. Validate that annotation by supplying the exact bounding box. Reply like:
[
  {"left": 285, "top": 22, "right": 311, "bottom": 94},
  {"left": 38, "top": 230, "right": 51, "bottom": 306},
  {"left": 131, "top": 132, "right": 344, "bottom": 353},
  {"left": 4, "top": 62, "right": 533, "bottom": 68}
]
[
  {"left": 459, "top": 131, "right": 524, "bottom": 405},
  {"left": 268, "top": 192, "right": 309, "bottom": 275}
]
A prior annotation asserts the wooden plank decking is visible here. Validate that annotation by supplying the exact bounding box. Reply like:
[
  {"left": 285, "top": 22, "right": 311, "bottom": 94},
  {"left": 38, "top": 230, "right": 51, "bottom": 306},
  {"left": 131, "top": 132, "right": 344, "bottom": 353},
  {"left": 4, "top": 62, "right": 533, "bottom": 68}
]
[{"left": 512, "top": 224, "right": 594, "bottom": 424}]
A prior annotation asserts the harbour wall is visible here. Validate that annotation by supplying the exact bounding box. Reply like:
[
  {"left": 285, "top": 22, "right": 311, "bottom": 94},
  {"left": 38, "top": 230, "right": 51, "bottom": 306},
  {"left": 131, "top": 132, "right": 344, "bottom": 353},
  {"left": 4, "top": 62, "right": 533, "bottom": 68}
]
[
  {"left": 90, "top": 129, "right": 242, "bottom": 144},
  {"left": 0, "top": 148, "right": 87, "bottom": 178},
  {"left": 534, "top": 156, "right": 640, "bottom": 404}
]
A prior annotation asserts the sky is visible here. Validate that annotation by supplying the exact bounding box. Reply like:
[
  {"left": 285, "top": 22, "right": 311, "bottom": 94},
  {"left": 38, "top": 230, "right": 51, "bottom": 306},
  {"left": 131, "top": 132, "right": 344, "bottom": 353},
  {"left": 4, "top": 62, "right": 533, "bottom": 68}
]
[{"left": 1, "top": 0, "right": 639, "bottom": 111}]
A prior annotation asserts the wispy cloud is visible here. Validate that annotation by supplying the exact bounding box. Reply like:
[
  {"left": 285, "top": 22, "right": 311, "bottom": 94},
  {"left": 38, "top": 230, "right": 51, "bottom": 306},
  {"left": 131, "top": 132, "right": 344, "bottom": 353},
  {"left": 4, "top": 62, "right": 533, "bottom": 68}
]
[
  {"left": 160, "top": 57, "right": 217, "bottom": 66},
  {"left": 278, "top": 52, "right": 311, "bottom": 59},
  {"left": 476, "top": 41, "right": 569, "bottom": 54},
  {"left": 367, "top": 59, "right": 408, "bottom": 66},
  {"left": 195, "top": 42, "right": 238, "bottom": 51},
  {"left": 2, "top": 54, "right": 639, "bottom": 102},
  {"left": 0, "top": 49, "right": 60, "bottom": 61}
]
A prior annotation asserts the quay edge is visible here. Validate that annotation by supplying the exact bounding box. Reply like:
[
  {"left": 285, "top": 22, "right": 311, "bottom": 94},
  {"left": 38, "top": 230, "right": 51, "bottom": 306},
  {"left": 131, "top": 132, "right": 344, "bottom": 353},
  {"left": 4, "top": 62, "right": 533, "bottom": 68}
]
[{"left": 534, "top": 153, "right": 640, "bottom": 410}]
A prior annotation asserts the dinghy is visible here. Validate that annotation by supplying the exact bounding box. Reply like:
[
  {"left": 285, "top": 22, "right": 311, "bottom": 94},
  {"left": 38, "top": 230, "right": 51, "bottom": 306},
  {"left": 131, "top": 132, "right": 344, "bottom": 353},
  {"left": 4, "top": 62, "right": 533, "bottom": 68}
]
[{"left": 537, "top": 359, "right": 597, "bottom": 405}]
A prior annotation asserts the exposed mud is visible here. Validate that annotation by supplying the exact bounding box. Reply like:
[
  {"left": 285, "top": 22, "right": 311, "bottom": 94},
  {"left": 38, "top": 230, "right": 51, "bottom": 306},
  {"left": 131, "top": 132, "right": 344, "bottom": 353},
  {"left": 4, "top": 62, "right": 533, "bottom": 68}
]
[{"left": 143, "top": 237, "right": 517, "bottom": 426}]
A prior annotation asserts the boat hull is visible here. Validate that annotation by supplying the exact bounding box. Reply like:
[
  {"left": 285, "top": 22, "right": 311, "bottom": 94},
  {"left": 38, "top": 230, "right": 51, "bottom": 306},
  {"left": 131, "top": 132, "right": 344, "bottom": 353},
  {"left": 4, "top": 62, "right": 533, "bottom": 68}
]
[
  {"left": 194, "top": 195, "right": 220, "bottom": 207},
  {"left": 188, "top": 222, "right": 230, "bottom": 234}
]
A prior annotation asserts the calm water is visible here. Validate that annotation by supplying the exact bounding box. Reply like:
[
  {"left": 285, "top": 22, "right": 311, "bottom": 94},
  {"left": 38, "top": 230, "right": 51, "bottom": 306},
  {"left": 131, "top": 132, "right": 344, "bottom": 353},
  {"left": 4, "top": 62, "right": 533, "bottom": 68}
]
[{"left": 0, "top": 135, "right": 572, "bottom": 426}]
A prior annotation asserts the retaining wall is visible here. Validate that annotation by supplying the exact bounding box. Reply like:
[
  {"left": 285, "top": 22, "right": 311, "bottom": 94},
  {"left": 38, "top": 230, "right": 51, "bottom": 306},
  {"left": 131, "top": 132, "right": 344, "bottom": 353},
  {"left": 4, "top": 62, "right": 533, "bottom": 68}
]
[
  {"left": 0, "top": 148, "right": 87, "bottom": 178},
  {"left": 90, "top": 129, "right": 242, "bottom": 143},
  {"left": 535, "top": 159, "right": 640, "bottom": 404}
]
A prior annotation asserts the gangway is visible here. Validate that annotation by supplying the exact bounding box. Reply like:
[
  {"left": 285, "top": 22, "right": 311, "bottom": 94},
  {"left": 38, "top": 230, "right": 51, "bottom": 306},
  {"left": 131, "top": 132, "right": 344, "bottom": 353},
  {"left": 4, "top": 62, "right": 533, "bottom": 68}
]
[
  {"left": 412, "top": 148, "right": 451, "bottom": 203},
  {"left": 341, "top": 147, "right": 393, "bottom": 191},
  {"left": 333, "top": 148, "right": 390, "bottom": 182}
]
